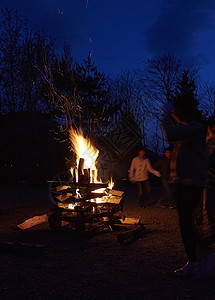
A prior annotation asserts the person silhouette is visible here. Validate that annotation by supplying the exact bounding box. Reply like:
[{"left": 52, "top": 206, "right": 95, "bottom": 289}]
[
  {"left": 129, "top": 145, "right": 160, "bottom": 207},
  {"left": 162, "top": 95, "right": 208, "bottom": 278}
]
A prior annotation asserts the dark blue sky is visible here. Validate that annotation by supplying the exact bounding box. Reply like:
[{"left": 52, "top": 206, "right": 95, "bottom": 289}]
[{"left": 1, "top": 0, "right": 215, "bottom": 81}]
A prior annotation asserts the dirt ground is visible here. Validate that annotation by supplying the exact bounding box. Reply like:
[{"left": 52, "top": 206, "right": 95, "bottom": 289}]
[{"left": 0, "top": 183, "right": 215, "bottom": 300}]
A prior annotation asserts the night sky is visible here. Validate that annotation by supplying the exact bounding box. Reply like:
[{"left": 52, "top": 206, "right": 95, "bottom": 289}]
[{"left": 1, "top": 0, "right": 215, "bottom": 81}]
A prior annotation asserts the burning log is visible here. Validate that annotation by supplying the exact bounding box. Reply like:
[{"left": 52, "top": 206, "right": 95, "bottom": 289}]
[
  {"left": 78, "top": 159, "right": 92, "bottom": 184},
  {"left": 92, "top": 170, "right": 95, "bottom": 183},
  {"left": 54, "top": 182, "right": 108, "bottom": 191},
  {"left": 78, "top": 158, "right": 84, "bottom": 174},
  {"left": 72, "top": 168, "right": 77, "bottom": 183},
  {"left": 56, "top": 193, "right": 73, "bottom": 202},
  {"left": 84, "top": 168, "right": 90, "bottom": 184},
  {"left": 56, "top": 185, "right": 71, "bottom": 192},
  {"left": 81, "top": 192, "right": 106, "bottom": 201},
  {"left": 56, "top": 183, "right": 108, "bottom": 194},
  {"left": 78, "top": 158, "right": 85, "bottom": 183}
]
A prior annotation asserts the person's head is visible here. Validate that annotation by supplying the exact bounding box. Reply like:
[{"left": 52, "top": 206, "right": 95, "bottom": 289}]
[
  {"left": 137, "top": 145, "right": 147, "bottom": 158},
  {"left": 164, "top": 148, "right": 171, "bottom": 159}
]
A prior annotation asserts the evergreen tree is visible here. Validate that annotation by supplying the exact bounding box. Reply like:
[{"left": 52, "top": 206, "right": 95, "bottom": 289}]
[
  {"left": 173, "top": 70, "right": 205, "bottom": 123},
  {"left": 174, "top": 70, "right": 199, "bottom": 108},
  {"left": 0, "top": 8, "right": 56, "bottom": 114}
]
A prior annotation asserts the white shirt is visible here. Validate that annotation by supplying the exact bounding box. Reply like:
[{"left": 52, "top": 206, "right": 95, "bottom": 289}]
[{"left": 129, "top": 156, "right": 160, "bottom": 182}]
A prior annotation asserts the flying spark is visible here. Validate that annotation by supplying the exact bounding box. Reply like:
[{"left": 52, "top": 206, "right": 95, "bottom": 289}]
[
  {"left": 86, "top": 0, "right": 89, "bottom": 9},
  {"left": 58, "top": 8, "right": 64, "bottom": 15}
]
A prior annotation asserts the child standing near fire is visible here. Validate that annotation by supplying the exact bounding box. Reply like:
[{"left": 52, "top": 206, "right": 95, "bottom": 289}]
[{"left": 129, "top": 145, "right": 161, "bottom": 207}]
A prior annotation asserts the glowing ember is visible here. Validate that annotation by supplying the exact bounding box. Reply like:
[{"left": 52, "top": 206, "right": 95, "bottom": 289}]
[
  {"left": 91, "top": 188, "right": 106, "bottom": 194},
  {"left": 68, "top": 203, "right": 76, "bottom": 210},
  {"left": 90, "top": 197, "right": 106, "bottom": 204}
]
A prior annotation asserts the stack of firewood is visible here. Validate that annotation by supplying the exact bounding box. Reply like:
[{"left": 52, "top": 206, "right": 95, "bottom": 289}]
[
  {"left": 49, "top": 181, "right": 124, "bottom": 232},
  {"left": 48, "top": 157, "right": 146, "bottom": 242},
  {"left": 48, "top": 157, "right": 124, "bottom": 232}
]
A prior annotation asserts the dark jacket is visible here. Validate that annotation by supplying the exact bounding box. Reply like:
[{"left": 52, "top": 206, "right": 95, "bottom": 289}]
[
  {"left": 162, "top": 112, "right": 208, "bottom": 187},
  {"left": 206, "top": 137, "right": 215, "bottom": 185},
  {"left": 155, "top": 157, "right": 171, "bottom": 181}
]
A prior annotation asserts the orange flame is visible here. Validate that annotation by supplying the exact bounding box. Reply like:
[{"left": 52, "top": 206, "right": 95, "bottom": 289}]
[
  {"left": 108, "top": 177, "right": 114, "bottom": 189},
  {"left": 69, "top": 128, "right": 101, "bottom": 183}
]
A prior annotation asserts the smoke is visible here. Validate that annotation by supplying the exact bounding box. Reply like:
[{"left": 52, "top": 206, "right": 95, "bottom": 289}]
[{"left": 144, "top": 0, "right": 215, "bottom": 57}]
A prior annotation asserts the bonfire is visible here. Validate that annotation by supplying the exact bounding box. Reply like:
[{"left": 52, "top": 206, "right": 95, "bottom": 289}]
[
  {"left": 17, "top": 128, "right": 145, "bottom": 243},
  {"left": 48, "top": 128, "right": 124, "bottom": 233}
]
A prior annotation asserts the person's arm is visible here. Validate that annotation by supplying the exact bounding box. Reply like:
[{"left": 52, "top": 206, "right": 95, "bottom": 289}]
[
  {"left": 128, "top": 158, "right": 136, "bottom": 182},
  {"left": 162, "top": 112, "right": 203, "bottom": 143},
  {"left": 146, "top": 159, "right": 161, "bottom": 177}
]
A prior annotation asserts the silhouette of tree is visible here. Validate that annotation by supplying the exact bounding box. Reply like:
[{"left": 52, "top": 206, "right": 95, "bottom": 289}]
[
  {"left": 107, "top": 70, "right": 145, "bottom": 142},
  {"left": 139, "top": 54, "right": 182, "bottom": 107},
  {"left": 0, "top": 8, "right": 55, "bottom": 115},
  {"left": 0, "top": 8, "right": 25, "bottom": 114},
  {"left": 137, "top": 54, "right": 182, "bottom": 151},
  {"left": 174, "top": 70, "right": 199, "bottom": 109},
  {"left": 198, "top": 82, "right": 215, "bottom": 117},
  {"left": 175, "top": 70, "right": 197, "bottom": 99},
  {"left": 0, "top": 8, "right": 59, "bottom": 184}
]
